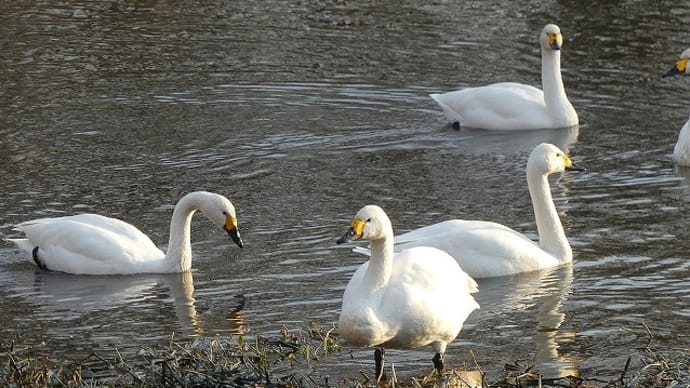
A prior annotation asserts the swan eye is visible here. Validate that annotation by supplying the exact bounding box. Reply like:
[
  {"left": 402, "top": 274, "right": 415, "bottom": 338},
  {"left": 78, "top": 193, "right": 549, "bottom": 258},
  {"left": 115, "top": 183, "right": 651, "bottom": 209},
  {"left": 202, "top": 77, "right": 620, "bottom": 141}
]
[
  {"left": 366, "top": 218, "right": 372, "bottom": 223},
  {"left": 222, "top": 211, "right": 228, "bottom": 215}
]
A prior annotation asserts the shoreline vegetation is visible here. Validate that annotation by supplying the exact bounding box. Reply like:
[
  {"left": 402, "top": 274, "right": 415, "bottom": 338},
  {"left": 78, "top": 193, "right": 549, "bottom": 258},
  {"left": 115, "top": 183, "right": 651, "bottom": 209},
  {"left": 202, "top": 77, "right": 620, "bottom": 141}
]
[{"left": 1, "top": 322, "right": 688, "bottom": 387}]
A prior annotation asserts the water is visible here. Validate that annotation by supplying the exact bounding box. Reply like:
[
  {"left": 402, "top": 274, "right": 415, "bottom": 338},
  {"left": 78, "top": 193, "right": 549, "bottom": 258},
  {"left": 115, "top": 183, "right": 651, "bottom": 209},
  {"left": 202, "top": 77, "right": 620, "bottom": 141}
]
[{"left": 1, "top": 0, "right": 690, "bottom": 383}]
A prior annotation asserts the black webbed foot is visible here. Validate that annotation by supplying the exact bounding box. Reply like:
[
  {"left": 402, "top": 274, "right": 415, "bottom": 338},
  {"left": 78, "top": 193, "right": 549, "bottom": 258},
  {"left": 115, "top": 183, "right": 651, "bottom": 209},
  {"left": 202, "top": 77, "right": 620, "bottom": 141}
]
[
  {"left": 32, "top": 246, "right": 48, "bottom": 271},
  {"left": 432, "top": 352, "right": 444, "bottom": 373},
  {"left": 374, "top": 347, "right": 386, "bottom": 382}
]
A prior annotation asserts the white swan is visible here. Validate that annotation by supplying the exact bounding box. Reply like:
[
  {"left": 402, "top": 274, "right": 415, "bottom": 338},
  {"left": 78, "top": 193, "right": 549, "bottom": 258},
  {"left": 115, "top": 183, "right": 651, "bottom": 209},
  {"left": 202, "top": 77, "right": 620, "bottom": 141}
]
[
  {"left": 391, "top": 143, "right": 584, "bottom": 278},
  {"left": 8, "top": 191, "right": 243, "bottom": 275},
  {"left": 336, "top": 205, "right": 479, "bottom": 379},
  {"left": 663, "top": 48, "right": 690, "bottom": 166},
  {"left": 431, "top": 24, "right": 578, "bottom": 130}
]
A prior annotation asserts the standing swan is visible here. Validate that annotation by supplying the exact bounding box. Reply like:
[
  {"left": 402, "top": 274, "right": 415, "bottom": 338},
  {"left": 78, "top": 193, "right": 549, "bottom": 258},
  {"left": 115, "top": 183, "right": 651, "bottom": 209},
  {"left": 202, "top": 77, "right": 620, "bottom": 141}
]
[
  {"left": 431, "top": 24, "right": 578, "bottom": 130},
  {"left": 336, "top": 205, "right": 479, "bottom": 379},
  {"left": 662, "top": 48, "right": 690, "bottom": 166},
  {"left": 8, "top": 191, "right": 243, "bottom": 275},
  {"left": 392, "top": 143, "right": 585, "bottom": 278}
]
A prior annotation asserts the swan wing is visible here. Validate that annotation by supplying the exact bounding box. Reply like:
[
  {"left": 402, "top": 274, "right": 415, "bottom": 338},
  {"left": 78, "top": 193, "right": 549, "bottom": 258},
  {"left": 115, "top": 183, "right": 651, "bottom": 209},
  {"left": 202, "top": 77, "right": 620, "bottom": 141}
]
[
  {"left": 11, "top": 215, "right": 164, "bottom": 274},
  {"left": 379, "top": 246, "right": 479, "bottom": 348},
  {"left": 53, "top": 214, "right": 158, "bottom": 243},
  {"left": 395, "top": 220, "right": 560, "bottom": 278},
  {"left": 432, "top": 83, "right": 550, "bottom": 130}
]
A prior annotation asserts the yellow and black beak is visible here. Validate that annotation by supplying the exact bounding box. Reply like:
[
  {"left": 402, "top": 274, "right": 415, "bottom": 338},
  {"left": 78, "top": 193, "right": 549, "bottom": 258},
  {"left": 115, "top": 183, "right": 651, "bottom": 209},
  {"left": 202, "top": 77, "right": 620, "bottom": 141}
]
[
  {"left": 663, "top": 58, "right": 688, "bottom": 78},
  {"left": 224, "top": 216, "right": 243, "bottom": 248},
  {"left": 336, "top": 218, "right": 366, "bottom": 244},
  {"left": 562, "top": 154, "right": 586, "bottom": 172},
  {"left": 547, "top": 33, "right": 562, "bottom": 50}
]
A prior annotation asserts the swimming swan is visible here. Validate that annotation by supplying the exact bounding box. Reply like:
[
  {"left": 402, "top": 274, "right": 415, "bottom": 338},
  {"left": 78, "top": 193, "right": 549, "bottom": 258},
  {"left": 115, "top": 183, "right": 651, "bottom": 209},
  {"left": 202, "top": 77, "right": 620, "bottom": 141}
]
[
  {"left": 8, "top": 191, "right": 243, "bottom": 275},
  {"left": 336, "top": 205, "right": 479, "bottom": 379},
  {"left": 392, "top": 143, "right": 584, "bottom": 278},
  {"left": 663, "top": 48, "right": 690, "bottom": 166},
  {"left": 431, "top": 24, "right": 578, "bottom": 130}
]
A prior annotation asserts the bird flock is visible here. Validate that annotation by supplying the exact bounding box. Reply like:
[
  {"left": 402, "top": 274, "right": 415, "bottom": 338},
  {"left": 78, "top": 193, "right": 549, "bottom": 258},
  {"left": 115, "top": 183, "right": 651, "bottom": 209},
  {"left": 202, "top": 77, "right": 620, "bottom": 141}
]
[{"left": 6, "top": 22, "right": 690, "bottom": 381}]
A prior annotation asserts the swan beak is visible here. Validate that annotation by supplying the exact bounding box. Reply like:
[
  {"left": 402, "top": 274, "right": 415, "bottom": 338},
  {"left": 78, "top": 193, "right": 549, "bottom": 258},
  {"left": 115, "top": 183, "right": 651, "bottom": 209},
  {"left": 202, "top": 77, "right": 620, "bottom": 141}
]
[
  {"left": 336, "top": 218, "right": 366, "bottom": 244},
  {"left": 663, "top": 58, "right": 687, "bottom": 78},
  {"left": 562, "top": 154, "right": 586, "bottom": 172},
  {"left": 226, "top": 226, "right": 243, "bottom": 248},
  {"left": 566, "top": 162, "right": 586, "bottom": 172},
  {"left": 548, "top": 33, "right": 562, "bottom": 50},
  {"left": 336, "top": 228, "right": 356, "bottom": 244},
  {"left": 565, "top": 160, "right": 586, "bottom": 172},
  {"left": 224, "top": 216, "right": 243, "bottom": 248}
]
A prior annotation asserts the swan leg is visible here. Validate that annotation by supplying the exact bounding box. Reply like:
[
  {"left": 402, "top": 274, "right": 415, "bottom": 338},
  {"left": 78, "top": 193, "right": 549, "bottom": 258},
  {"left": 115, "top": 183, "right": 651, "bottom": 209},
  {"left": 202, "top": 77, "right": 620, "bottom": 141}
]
[
  {"left": 32, "top": 246, "right": 48, "bottom": 271},
  {"left": 432, "top": 352, "right": 444, "bottom": 373},
  {"left": 374, "top": 347, "right": 386, "bottom": 382}
]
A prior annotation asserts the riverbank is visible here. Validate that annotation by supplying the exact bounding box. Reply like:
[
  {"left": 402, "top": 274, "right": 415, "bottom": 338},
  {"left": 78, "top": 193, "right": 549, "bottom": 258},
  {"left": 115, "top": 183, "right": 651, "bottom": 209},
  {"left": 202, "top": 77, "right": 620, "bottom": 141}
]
[{"left": 2, "top": 322, "right": 687, "bottom": 387}]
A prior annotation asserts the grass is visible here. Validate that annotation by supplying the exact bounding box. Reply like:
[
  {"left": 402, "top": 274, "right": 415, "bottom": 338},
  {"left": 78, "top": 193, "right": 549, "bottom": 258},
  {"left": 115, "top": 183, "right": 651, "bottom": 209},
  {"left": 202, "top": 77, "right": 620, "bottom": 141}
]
[{"left": 1, "top": 322, "right": 688, "bottom": 387}]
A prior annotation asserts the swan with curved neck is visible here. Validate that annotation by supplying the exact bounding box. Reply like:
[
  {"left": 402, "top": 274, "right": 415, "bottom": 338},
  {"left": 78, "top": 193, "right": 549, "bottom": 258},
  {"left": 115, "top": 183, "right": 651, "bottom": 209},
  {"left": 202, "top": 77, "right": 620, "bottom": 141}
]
[
  {"left": 663, "top": 48, "right": 690, "bottom": 166},
  {"left": 8, "top": 191, "right": 243, "bottom": 275},
  {"left": 336, "top": 205, "right": 479, "bottom": 378},
  {"left": 389, "top": 143, "right": 584, "bottom": 278},
  {"left": 430, "top": 24, "right": 578, "bottom": 130}
]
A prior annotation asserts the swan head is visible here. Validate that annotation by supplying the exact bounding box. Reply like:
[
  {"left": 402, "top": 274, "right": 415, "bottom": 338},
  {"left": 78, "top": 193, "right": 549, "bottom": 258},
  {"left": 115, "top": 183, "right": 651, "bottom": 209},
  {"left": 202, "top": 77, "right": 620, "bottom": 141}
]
[
  {"left": 336, "top": 205, "right": 392, "bottom": 244},
  {"left": 193, "top": 192, "right": 243, "bottom": 248},
  {"left": 540, "top": 24, "right": 563, "bottom": 52},
  {"left": 663, "top": 48, "right": 690, "bottom": 78},
  {"left": 528, "top": 143, "right": 585, "bottom": 176}
]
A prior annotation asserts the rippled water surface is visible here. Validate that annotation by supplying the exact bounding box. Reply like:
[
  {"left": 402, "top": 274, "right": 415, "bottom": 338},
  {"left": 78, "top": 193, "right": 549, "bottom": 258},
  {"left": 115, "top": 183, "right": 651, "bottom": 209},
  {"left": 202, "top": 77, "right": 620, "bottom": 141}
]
[{"left": 2, "top": 0, "right": 690, "bottom": 383}]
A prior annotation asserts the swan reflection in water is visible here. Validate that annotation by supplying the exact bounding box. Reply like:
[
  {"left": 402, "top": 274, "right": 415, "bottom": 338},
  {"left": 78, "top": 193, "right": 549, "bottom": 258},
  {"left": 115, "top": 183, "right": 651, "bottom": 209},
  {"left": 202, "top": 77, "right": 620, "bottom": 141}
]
[
  {"left": 441, "top": 125, "right": 579, "bottom": 156},
  {"left": 21, "top": 270, "right": 246, "bottom": 337},
  {"left": 474, "top": 264, "right": 579, "bottom": 379}
]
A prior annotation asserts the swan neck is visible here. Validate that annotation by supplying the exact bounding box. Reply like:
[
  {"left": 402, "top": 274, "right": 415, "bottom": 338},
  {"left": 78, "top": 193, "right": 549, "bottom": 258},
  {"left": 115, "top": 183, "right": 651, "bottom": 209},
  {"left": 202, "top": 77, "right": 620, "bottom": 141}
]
[
  {"left": 527, "top": 168, "right": 571, "bottom": 262},
  {"left": 365, "top": 235, "right": 394, "bottom": 291},
  {"left": 541, "top": 49, "right": 567, "bottom": 106},
  {"left": 165, "top": 196, "right": 198, "bottom": 272}
]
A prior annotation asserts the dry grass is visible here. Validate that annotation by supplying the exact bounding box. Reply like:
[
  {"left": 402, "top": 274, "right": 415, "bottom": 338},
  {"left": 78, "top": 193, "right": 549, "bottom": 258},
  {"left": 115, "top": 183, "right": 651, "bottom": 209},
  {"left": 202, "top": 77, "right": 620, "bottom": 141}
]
[{"left": 1, "top": 323, "right": 688, "bottom": 387}]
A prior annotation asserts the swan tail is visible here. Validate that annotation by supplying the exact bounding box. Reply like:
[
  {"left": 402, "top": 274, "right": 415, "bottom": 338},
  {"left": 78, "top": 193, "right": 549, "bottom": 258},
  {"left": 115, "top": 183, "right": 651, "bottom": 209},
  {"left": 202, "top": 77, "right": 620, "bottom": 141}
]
[
  {"left": 6, "top": 238, "right": 32, "bottom": 254},
  {"left": 7, "top": 238, "right": 48, "bottom": 270},
  {"left": 430, "top": 93, "right": 464, "bottom": 128}
]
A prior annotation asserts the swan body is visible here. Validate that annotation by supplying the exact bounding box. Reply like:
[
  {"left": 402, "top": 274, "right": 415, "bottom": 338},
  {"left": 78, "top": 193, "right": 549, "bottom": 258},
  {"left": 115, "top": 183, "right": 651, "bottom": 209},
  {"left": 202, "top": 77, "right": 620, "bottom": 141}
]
[
  {"left": 663, "top": 48, "right": 690, "bottom": 166},
  {"left": 8, "top": 191, "right": 243, "bottom": 275},
  {"left": 391, "top": 143, "right": 584, "bottom": 278},
  {"left": 336, "top": 205, "right": 479, "bottom": 375},
  {"left": 431, "top": 24, "right": 578, "bottom": 130}
]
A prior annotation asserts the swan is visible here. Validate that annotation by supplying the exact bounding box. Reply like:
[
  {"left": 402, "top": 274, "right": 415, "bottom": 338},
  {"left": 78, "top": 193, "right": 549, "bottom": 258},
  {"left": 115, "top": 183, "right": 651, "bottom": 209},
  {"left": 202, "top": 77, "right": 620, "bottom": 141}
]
[
  {"left": 336, "top": 205, "right": 479, "bottom": 379},
  {"left": 384, "top": 143, "right": 584, "bottom": 279},
  {"left": 8, "top": 191, "right": 243, "bottom": 275},
  {"left": 430, "top": 24, "right": 578, "bottom": 130},
  {"left": 663, "top": 48, "right": 690, "bottom": 166}
]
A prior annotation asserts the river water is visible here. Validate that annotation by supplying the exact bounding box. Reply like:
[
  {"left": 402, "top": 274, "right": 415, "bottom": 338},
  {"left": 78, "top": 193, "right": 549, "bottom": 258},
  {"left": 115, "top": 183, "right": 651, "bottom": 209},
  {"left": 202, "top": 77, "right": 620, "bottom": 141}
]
[{"left": 1, "top": 0, "right": 689, "bottom": 383}]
